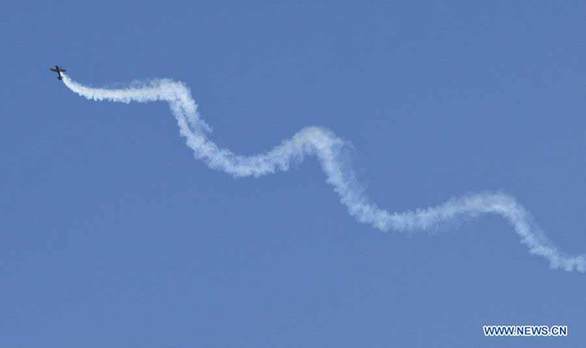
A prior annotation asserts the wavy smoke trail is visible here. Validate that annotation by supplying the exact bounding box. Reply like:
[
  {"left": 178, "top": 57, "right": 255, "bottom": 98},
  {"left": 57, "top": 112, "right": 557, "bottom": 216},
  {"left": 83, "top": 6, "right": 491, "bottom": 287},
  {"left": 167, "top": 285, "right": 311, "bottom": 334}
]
[{"left": 61, "top": 74, "right": 585, "bottom": 272}]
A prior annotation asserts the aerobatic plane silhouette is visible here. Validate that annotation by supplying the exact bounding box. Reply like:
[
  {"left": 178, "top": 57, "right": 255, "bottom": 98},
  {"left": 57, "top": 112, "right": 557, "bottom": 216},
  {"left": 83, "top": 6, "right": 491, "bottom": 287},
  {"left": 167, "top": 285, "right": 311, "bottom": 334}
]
[{"left": 50, "top": 65, "right": 66, "bottom": 80}]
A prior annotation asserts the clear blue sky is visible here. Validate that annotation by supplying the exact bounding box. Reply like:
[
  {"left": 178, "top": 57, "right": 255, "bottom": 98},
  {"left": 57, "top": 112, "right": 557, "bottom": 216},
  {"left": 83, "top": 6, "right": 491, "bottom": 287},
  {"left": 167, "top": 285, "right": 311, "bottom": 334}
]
[{"left": 1, "top": 1, "right": 585, "bottom": 347}]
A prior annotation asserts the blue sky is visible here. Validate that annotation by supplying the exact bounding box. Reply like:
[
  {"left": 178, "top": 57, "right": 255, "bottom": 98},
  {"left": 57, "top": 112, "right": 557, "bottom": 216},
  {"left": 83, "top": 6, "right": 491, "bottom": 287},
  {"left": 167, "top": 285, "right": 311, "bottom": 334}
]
[{"left": 1, "top": 1, "right": 586, "bottom": 347}]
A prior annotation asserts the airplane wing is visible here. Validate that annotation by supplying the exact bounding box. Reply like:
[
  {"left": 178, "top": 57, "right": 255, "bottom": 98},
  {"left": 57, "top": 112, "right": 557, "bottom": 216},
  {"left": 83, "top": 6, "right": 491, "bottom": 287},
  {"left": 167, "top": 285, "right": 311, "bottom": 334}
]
[
  {"left": 61, "top": 69, "right": 66, "bottom": 72},
  {"left": 50, "top": 68, "right": 57, "bottom": 72}
]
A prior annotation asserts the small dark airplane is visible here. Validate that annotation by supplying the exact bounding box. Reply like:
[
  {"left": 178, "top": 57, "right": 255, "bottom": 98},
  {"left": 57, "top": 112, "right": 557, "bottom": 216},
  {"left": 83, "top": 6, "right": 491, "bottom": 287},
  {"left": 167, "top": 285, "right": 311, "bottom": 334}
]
[{"left": 49, "top": 65, "right": 66, "bottom": 80}]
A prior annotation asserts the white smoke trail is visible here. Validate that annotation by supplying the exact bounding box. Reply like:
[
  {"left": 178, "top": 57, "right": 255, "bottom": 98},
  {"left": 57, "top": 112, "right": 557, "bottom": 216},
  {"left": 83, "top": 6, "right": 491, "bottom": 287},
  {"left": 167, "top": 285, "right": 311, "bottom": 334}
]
[{"left": 61, "top": 74, "right": 585, "bottom": 272}]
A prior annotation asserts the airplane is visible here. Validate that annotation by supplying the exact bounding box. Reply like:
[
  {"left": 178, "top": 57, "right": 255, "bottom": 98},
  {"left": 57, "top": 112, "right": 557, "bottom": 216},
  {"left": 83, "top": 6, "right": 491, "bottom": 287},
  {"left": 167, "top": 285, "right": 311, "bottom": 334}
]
[{"left": 49, "top": 65, "right": 66, "bottom": 80}]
